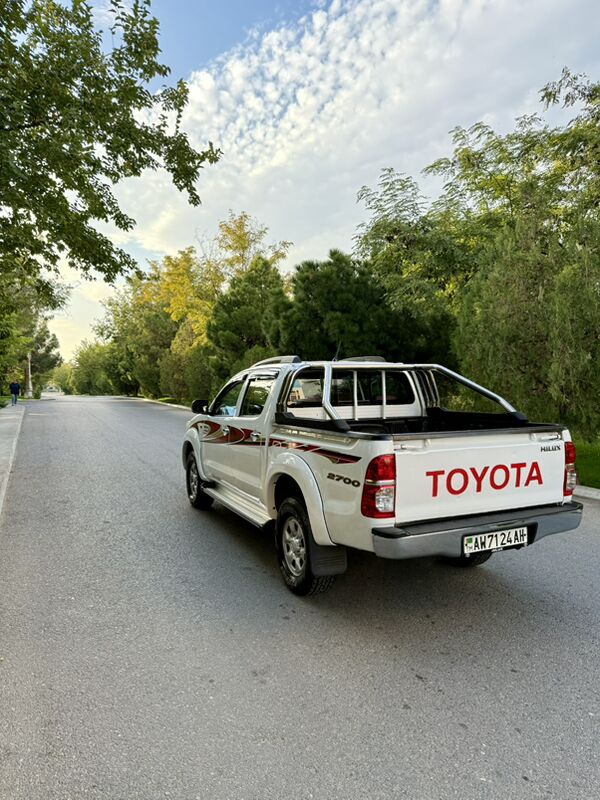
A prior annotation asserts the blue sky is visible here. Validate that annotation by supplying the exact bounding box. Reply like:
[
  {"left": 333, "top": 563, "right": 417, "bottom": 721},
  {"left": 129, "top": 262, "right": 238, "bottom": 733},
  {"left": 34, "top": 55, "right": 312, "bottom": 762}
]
[
  {"left": 51, "top": 0, "right": 600, "bottom": 357},
  {"left": 150, "top": 0, "right": 319, "bottom": 78}
]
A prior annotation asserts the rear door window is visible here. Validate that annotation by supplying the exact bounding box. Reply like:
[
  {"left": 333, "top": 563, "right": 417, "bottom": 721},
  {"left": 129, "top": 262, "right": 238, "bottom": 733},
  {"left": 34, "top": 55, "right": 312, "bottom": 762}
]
[{"left": 239, "top": 374, "right": 277, "bottom": 416}]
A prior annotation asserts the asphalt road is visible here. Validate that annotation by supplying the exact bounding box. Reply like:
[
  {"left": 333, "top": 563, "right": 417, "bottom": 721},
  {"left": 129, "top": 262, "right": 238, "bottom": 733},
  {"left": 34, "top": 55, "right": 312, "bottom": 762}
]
[{"left": 0, "top": 396, "right": 598, "bottom": 800}]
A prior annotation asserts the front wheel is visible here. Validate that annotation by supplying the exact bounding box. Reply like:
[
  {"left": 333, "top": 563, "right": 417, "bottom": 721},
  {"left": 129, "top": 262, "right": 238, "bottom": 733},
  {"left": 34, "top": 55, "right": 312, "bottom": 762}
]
[
  {"left": 186, "top": 452, "right": 214, "bottom": 510},
  {"left": 441, "top": 551, "right": 492, "bottom": 568},
  {"left": 276, "top": 498, "right": 335, "bottom": 596}
]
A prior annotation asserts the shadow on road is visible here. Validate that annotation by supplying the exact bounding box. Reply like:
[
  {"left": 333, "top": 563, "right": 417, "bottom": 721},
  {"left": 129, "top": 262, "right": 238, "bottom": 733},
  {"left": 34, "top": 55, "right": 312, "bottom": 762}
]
[{"left": 177, "top": 500, "right": 594, "bottom": 659}]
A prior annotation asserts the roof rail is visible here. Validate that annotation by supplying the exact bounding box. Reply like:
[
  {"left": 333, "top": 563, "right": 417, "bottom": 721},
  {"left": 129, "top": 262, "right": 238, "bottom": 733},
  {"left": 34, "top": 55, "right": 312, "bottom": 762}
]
[
  {"left": 339, "top": 356, "right": 388, "bottom": 362},
  {"left": 251, "top": 355, "right": 302, "bottom": 367}
]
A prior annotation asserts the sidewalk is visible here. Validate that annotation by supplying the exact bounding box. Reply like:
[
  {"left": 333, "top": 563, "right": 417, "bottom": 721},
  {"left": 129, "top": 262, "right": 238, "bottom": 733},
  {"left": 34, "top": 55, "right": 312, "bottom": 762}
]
[{"left": 0, "top": 403, "right": 25, "bottom": 520}]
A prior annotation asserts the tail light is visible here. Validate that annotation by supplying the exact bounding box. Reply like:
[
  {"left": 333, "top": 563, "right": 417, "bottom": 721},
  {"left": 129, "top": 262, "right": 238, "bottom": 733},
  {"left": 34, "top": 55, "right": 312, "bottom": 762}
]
[
  {"left": 361, "top": 454, "right": 396, "bottom": 518},
  {"left": 564, "top": 441, "right": 577, "bottom": 497}
]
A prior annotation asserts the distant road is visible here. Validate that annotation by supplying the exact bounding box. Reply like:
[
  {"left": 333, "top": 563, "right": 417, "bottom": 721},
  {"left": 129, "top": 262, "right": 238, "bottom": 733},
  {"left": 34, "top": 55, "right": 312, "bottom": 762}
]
[{"left": 0, "top": 396, "right": 598, "bottom": 799}]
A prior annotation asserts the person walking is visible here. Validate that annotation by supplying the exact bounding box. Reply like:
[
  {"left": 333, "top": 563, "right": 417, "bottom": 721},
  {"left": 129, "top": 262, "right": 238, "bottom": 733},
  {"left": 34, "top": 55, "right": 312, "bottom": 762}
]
[{"left": 9, "top": 380, "right": 21, "bottom": 406}]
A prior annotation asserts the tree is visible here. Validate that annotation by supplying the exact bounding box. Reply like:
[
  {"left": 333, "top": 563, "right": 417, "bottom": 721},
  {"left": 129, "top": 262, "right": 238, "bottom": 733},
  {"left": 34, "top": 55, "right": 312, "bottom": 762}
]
[
  {"left": 277, "top": 250, "right": 450, "bottom": 363},
  {"left": 0, "top": 263, "right": 66, "bottom": 386},
  {"left": 29, "top": 319, "right": 62, "bottom": 393},
  {"left": 0, "top": 0, "right": 220, "bottom": 298},
  {"left": 97, "top": 268, "right": 178, "bottom": 397},
  {"left": 50, "top": 362, "right": 75, "bottom": 394},
  {"left": 439, "top": 71, "right": 600, "bottom": 434},
  {"left": 71, "top": 341, "right": 113, "bottom": 395},
  {"left": 355, "top": 168, "right": 472, "bottom": 327},
  {"left": 207, "top": 256, "right": 287, "bottom": 382},
  {"left": 214, "top": 211, "right": 291, "bottom": 278}
]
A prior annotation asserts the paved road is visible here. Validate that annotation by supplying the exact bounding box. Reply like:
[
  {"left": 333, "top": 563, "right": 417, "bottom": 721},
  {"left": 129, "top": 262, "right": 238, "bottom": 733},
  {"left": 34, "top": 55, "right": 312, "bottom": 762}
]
[{"left": 0, "top": 397, "right": 598, "bottom": 800}]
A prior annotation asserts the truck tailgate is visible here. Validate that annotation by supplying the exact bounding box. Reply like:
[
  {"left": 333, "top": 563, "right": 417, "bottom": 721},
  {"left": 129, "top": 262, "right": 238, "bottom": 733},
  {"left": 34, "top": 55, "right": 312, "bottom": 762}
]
[{"left": 394, "top": 430, "right": 567, "bottom": 523}]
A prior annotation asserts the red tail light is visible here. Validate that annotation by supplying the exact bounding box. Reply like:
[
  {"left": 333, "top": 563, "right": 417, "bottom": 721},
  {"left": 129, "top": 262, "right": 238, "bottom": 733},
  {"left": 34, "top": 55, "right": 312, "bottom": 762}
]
[
  {"left": 564, "top": 441, "right": 577, "bottom": 497},
  {"left": 361, "top": 454, "right": 396, "bottom": 518}
]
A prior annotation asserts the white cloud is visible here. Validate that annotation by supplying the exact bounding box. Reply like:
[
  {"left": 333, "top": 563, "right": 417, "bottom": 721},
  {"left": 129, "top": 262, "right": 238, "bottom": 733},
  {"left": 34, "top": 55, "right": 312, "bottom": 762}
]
[
  {"left": 56, "top": 0, "right": 600, "bottom": 355},
  {"left": 115, "top": 0, "right": 600, "bottom": 263}
]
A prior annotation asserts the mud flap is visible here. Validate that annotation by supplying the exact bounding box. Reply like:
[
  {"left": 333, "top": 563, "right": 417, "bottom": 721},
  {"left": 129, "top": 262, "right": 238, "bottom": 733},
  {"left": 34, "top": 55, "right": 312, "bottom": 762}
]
[{"left": 307, "top": 534, "right": 347, "bottom": 576}]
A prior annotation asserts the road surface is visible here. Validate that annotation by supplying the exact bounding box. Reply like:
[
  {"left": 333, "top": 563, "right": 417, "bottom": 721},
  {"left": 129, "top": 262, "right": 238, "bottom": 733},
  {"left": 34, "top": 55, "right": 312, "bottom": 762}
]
[{"left": 0, "top": 396, "right": 598, "bottom": 799}]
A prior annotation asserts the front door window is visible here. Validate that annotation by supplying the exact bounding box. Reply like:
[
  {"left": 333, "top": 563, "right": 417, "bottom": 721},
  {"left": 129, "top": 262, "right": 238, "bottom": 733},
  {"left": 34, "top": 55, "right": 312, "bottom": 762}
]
[{"left": 211, "top": 380, "right": 245, "bottom": 416}]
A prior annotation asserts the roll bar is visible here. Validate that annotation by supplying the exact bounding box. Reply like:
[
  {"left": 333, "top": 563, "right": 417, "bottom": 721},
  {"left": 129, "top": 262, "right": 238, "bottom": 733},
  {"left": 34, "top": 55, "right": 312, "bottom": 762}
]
[{"left": 277, "top": 362, "right": 520, "bottom": 428}]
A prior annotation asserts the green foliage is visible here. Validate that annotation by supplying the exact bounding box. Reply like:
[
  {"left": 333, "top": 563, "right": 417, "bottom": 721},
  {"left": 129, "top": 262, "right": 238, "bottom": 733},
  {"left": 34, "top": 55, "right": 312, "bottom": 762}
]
[
  {"left": 99, "top": 271, "right": 178, "bottom": 397},
  {"left": 0, "top": 0, "right": 220, "bottom": 298},
  {"left": 71, "top": 340, "right": 113, "bottom": 395},
  {"left": 278, "top": 250, "right": 451, "bottom": 363},
  {"left": 444, "top": 71, "right": 600, "bottom": 433},
  {"left": 50, "top": 363, "right": 75, "bottom": 394},
  {"left": 158, "top": 321, "right": 213, "bottom": 403},
  {"left": 0, "top": 263, "right": 66, "bottom": 383},
  {"left": 207, "top": 256, "right": 287, "bottom": 383},
  {"left": 30, "top": 320, "right": 62, "bottom": 385},
  {"left": 215, "top": 211, "right": 291, "bottom": 277}
]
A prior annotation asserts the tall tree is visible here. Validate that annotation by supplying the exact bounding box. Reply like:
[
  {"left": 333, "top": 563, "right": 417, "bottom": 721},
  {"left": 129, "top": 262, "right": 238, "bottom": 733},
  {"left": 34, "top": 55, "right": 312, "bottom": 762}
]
[
  {"left": 207, "top": 256, "right": 287, "bottom": 383},
  {"left": 440, "top": 71, "right": 600, "bottom": 434},
  {"left": 0, "top": 0, "right": 220, "bottom": 297},
  {"left": 71, "top": 340, "right": 113, "bottom": 395},
  {"left": 215, "top": 211, "right": 291, "bottom": 278},
  {"left": 97, "top": 267, "right": 178, "bottom": 397},
  {"left": 278, "top": 250, "right": 450, "bottom": 363},
  {"left": 29, "top": 319, "right": 62, "bottom": 392}
]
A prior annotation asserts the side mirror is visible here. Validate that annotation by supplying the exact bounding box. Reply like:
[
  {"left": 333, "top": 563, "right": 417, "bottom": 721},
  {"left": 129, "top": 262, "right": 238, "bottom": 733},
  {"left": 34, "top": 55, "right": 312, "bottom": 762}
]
[{"left": 191, "top": 399, "right": 208, "bottom": 414}]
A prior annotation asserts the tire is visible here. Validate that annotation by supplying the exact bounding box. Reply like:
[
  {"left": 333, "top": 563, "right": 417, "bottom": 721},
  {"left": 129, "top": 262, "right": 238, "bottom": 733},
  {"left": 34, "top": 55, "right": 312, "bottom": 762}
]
[
  {"left": 441, "top": 551, "right": 492, "bottom": 568},
  {"left": 186, "top": 452, "right": 214, "bottom": 510},
  {"left": 276, "top": 497, "right": 336, "bottom": 596}
]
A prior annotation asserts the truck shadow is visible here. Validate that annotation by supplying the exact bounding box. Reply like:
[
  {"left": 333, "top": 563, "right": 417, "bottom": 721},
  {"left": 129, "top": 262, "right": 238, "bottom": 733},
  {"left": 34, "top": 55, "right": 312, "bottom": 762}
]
[{"left": 187, "top": 502, "right": 594, "bottom": 655}]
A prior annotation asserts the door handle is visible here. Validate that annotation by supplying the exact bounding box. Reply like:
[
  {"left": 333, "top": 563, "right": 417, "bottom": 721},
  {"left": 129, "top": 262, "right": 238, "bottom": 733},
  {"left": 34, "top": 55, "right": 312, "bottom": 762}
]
[
  {"left": 250, "top": 431, "right": 261, "bottom": 442},
  {"left": 222, "top": 426, "right": 230, "bottom": 436}
]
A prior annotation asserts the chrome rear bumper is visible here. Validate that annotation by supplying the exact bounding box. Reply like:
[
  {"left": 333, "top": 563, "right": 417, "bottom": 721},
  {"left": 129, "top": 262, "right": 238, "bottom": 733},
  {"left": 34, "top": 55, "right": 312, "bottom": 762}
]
[{"left": 372, "top": 502, "right": 583, "bottom": 560}]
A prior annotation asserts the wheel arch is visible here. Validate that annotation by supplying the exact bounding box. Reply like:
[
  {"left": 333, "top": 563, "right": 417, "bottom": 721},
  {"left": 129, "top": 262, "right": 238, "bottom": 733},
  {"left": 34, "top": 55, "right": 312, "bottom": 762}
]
[{"left": 266, "top": 455, "right": 334, "bottom": 546}]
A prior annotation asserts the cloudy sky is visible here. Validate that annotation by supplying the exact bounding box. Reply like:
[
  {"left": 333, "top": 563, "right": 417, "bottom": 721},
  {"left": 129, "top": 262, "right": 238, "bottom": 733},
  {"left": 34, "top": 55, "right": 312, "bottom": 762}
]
[{"left": 50, "top": 0, "right": 600, "bottom": 358}]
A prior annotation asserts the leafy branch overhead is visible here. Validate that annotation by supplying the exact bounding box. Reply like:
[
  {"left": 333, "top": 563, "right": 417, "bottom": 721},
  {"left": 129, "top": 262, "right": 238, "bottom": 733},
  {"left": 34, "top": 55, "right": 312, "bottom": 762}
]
[{"left": 0, "top": 0, "right": 220, "bottom": 290}]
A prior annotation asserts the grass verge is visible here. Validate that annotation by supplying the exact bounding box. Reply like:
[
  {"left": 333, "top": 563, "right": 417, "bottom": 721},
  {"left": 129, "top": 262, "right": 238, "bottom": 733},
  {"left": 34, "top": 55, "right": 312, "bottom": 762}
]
[{"left": 573, "top": 440, "right": 600, "bottom": 489}]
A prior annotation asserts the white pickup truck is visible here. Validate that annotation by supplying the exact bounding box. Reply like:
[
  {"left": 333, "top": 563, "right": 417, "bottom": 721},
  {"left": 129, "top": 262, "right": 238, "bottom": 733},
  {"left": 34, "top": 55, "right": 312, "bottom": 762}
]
[{"left": 182, "top": 356, "right": 582, "bottom": 595}]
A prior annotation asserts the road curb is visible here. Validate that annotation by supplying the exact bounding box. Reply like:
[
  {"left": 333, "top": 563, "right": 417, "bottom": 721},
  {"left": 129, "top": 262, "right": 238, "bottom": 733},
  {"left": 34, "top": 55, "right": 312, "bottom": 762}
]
[
  {"left": 574, "top": 485, "right": 600, "bottom": 501},
  {"left": 0, "top": 404, "right": 25, "bottom": 522},
  {"left": 120, "top": 396, "right": 191, "bottom": 411}
]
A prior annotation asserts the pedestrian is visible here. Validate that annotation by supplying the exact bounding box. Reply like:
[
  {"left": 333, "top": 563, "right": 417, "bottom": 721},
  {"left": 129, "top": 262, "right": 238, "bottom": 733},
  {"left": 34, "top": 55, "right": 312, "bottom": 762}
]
[{"left": 9, "top": 380, "right": 21, "bottom": 406}]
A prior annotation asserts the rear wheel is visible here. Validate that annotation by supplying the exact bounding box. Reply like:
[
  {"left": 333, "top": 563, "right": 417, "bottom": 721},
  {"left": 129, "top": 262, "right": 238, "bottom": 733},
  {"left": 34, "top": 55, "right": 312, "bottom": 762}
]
[
  {"left": 441, "top": 551, "right": 492, "bottom": 568},
  {"left": 276, "top": 497, "right": 335, "bottom": 596},
  {"left": 186, "top": 452, "right": 213, "bottom": 510}
]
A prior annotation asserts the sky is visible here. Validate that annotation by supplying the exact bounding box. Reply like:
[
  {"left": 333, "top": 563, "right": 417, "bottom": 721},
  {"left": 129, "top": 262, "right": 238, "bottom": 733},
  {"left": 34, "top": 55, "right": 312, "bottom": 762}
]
[{"left": 49, "top": 0, "right": 600, "bottom": 358}]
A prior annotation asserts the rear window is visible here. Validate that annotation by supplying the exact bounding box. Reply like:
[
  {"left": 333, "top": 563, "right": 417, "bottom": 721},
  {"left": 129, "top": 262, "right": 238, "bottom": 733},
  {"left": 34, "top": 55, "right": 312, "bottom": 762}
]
[
  {"left": 331, "top": 370, "right": 415, "bottom": 406},
  {"left": 287, "top": 369, "right": 324, "bottom": 408}
]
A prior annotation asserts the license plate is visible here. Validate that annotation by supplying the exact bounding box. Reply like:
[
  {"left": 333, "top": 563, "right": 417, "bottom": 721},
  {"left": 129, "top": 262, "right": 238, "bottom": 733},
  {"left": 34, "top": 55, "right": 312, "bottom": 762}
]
[{"left": 463, "top": 527, "right": 528, "bottom": 555}]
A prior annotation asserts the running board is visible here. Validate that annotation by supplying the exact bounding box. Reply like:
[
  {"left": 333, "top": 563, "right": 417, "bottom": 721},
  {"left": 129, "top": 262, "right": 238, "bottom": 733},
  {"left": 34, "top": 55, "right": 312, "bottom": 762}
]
[{"left": 203, "top": 484, "right": 272, "bottom": 528}]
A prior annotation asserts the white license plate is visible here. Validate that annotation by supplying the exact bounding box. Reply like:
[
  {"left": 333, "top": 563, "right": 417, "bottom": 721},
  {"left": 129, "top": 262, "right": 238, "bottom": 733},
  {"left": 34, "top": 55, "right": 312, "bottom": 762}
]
[{"left": 463, "top": 527, "right": 528, "bottom": 555}]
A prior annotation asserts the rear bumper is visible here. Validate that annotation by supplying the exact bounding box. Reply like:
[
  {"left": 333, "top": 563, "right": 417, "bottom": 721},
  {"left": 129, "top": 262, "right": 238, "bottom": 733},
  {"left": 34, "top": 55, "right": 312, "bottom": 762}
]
[{"left": 372, "top": 502, "right": 583, "bottom": 560}]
